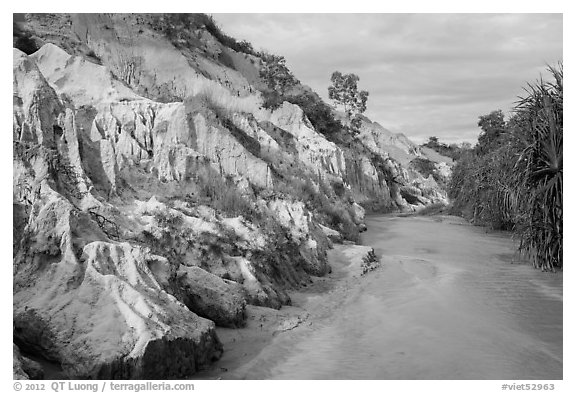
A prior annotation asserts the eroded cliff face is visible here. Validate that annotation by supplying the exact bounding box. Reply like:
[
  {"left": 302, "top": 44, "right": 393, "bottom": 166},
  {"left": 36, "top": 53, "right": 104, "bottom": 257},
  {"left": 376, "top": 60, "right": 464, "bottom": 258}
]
[
  {"left": 13, "top": 13, "right": 452, "bottom": 379},
  {"left": 356, "top": 116, "right": 450, "bottom": 208}
]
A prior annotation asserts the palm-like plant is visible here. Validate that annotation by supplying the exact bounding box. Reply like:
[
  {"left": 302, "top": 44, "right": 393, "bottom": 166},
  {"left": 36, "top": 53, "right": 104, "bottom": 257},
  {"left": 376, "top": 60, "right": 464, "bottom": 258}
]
[
  {"left": 448, "top": 63, "right": 562, "bottom": 271},
  {"left": 513, "top": 63, "right": 563, "bottom": 271}
]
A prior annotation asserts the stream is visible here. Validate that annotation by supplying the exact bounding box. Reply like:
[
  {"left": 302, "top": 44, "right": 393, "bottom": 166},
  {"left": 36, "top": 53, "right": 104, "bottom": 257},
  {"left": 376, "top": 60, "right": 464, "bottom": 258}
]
[{"left": 208, "top": 214, "right": 563, "bottom": 380}]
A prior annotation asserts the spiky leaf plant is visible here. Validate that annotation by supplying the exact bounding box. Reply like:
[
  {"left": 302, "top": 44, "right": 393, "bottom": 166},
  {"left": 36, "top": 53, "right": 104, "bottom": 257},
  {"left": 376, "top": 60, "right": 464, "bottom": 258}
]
[
  {"left": 448, "top": 63, "right": 562, "bottom": 271},
  {"left": 513, "top": 63, "right": 563, "bottom": 271}
]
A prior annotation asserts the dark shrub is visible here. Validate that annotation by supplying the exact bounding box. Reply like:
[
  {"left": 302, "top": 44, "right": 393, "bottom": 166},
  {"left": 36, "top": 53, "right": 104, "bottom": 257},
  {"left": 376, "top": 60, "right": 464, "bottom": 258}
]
[
  {"left": 218, "top": 49, "right": 236, "bottom": 70},
  {"left": 261, "top": 90, "right": 284, "bottom": 111},
  {"left": 286, "top": 93, "right": 343, "bottom": 136}
]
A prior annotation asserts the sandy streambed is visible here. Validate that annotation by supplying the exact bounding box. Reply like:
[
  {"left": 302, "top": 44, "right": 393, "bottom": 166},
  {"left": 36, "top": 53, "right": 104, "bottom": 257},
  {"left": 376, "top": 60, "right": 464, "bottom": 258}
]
[
  {"left": 196, "top": 215, "right": 562, "bottom": 380},
  {"left": 193, "top": 243, "right": 371, "bottom": 379}
]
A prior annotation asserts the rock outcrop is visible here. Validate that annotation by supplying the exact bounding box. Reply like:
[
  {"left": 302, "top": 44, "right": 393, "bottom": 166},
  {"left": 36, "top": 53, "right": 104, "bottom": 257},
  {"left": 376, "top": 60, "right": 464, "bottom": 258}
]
[
  {"left": 12, "top": 185, "right": 223, "bottom": 379},
  {"left": 357, "top": 117, "right": 450, "bottom": 208},
  {"left": 176, "top": 266, "right": 247, "bottom": 328},
  {"left": 13, "top": 13, "right": 452, "bottom": 379},
  {"left": 267, "top": 102, "right": 346, "bottom": 179},
  {"left": 13, "top": 345, "right": 44, "bottom": 380}
]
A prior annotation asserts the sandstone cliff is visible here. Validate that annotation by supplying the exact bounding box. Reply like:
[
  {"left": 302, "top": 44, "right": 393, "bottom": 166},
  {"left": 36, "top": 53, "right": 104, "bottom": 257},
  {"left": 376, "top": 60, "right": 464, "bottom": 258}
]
[{"left": 13, "top": 13, "right": 452, "bottom": 379}]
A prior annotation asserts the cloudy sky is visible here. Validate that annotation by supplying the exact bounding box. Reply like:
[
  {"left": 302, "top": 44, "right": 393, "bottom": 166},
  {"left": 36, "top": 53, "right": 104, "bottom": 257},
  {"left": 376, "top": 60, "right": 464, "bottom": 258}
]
[{"left": 215, "top": 14, "right": 562, "bottom": 144}]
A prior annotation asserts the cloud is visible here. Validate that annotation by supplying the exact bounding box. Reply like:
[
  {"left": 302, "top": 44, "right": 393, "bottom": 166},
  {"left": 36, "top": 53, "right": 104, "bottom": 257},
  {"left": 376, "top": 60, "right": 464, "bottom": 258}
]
[{"left": 215, "top": 13, "right": 562, "bottom": 144}]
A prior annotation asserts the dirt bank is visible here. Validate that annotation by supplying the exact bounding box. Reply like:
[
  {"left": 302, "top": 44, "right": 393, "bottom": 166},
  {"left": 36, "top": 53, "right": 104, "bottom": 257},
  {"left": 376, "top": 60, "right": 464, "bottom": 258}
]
[{"left": 193, "top": 244, "right": 376, "bottom": 379}]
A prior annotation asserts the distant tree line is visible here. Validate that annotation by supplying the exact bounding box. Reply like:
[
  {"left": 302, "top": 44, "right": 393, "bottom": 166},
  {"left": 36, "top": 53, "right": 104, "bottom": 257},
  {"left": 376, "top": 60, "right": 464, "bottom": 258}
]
[{"left": 448, "top": 64, "right": 563, "bottom": 271}]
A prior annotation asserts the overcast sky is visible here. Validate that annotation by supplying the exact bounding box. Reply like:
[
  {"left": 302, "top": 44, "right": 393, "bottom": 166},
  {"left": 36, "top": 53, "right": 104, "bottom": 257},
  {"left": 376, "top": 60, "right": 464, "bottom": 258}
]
[{"left": 215, "top": 13, "right": 562, "bottom": 144}]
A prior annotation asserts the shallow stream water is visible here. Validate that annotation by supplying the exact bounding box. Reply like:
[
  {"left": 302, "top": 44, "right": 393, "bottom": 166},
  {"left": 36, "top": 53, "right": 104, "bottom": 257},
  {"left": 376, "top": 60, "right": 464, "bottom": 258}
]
[{"left": 213, "top": 215, "right": 563, "bottom": 379}]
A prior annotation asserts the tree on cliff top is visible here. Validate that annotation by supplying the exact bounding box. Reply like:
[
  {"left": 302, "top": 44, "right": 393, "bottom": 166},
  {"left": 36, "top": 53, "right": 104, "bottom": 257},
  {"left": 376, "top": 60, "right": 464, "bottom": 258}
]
[
  {"left": 328, "top": 71, "right": 369, "bottom": 129},
  {"left": 259, "top": 52, "right": 298, "bottom": 95}
]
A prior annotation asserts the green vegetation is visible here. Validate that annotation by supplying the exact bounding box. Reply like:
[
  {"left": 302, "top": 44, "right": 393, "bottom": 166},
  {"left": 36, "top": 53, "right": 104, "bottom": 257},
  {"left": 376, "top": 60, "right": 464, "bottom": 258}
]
[
  {"left": 258, "top": 60, "right": 345, "bottom": 138},
  {"left": 422, "top": 136, "right": 471, "bottom": 161},
  {"left": 258, "top": 52, "right": 300, "bottom": 111},
  {"left": 195, "top": 170, "right": 256, "bottom": 219},
  {"left": 318, "top": 200, "right": 360, "bottom": 242},
  {"left": 286, "top": 93, "right": 343, "bottom": 136},
  {"left": 217, "top": 48, "right": 236, "bottom": 70},
  {"left": 272, "top": 174, "right": 359, "bottom": 242},
  {"left": 153, "top": 209, "right": 184, "bottom": 228},
  {"left": 448, "top": 64, "right": 562, "bottom": 271},
  {"left": 259, "top": 52, "right": 298, "bottom": 96},
  {"left": 260, "top": 89, "right": 344, "bottom": 138},
  {"left": 202, "top": 16, "right": 256, "bottom": 55},
  {"left": 149, "top": 14, "right": 256, "bottom": 55},
  {"left": 409, "top": 157, "right": 443, "bottom": 184},
  {"left": 328, "top": 71, "right": 369, "bottom": 129},
  {"left": 260, "top": 90, "right": 285, "bottom": 111},
  {"left": 476, "top": 110, "right": 507, "bottom": 155},
  {"left": 195, "top": 85, "right": 358, "bottom": 240},
  {"left": 197, "top": 93, "right": 262, "bottom": 158}
]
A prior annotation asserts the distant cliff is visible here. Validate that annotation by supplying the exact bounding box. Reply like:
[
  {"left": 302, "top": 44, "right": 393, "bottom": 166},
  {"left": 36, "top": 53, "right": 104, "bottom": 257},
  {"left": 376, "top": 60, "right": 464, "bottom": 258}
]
[{"left": 13, "top": 13, "right": 452, "bottom": 379}]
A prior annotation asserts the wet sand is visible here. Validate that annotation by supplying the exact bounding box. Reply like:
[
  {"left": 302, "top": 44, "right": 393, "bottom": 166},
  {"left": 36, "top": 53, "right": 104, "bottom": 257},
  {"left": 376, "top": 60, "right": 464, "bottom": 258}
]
[
  {"left": 196, "top": 214, "right": 563, "bottom": 380},
  {"left": 194, "top": 243, "right": 364, "bottom": 379}
]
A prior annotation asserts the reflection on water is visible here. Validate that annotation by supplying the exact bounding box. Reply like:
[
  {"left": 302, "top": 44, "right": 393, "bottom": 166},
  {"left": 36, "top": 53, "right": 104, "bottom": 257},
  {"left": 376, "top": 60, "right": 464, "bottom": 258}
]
[{"left": 263, "top": 216, "right": 563, "bottom": 380}]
